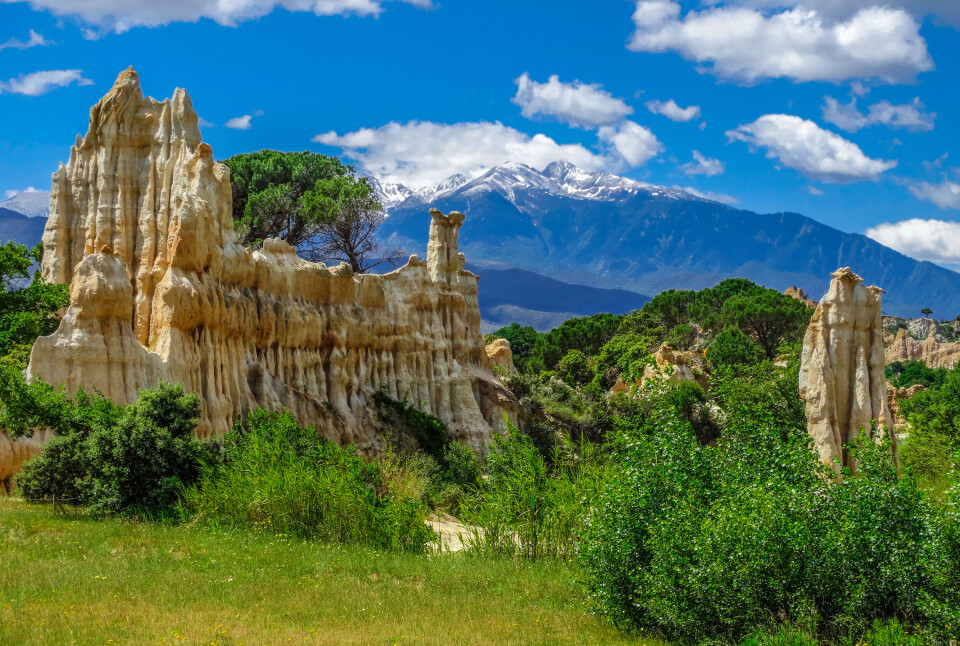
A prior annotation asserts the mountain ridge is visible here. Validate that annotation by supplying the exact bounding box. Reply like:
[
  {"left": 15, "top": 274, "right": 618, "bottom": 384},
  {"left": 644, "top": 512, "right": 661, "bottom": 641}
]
[{"left": 376, "top": 162, "right": 960, "bottom": 318}]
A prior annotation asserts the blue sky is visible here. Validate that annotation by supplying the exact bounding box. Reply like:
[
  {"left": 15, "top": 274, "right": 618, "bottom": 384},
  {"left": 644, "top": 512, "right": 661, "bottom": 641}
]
[{"left": 2, "top": 0, "right": 960, "bottom": 265}]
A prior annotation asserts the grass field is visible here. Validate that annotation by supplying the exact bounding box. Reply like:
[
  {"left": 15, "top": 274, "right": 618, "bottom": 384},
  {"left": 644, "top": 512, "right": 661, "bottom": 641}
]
[{"left": 0, "top": 498, "right": 648, "bottom": 646}]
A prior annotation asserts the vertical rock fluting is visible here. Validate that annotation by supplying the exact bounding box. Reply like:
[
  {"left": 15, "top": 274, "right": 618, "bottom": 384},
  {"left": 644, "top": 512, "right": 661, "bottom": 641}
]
[
  {"left": 798, "top": 268, "right": 898, "bottom": 473},
  {"left": 19, "top": 67, "right": 509, "bottom": 459}
]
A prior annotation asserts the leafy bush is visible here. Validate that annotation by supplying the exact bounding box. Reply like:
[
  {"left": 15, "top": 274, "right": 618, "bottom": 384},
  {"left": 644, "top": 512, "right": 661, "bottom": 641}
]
[
  {"left": 13, "top": 378, "right": 209, "bottom": 517},
  {"left": 886, "top": 360, "right": 948, "bottom": 390},
  {"left": 581, "top": 393, "right": 960, "bottom": 643},
  {"left": 180, "top": 409, "right": 435, "bottom": 552},
  {"left": 664, "top": 322, "right": 695, "bottom": 350},
  {"left": 558, "top": 349, "right": 591, "bottom": 386},
  {"left": 707, "top": 326, "right": 763, "bottom": 368},
  {"left": 901, "top": 367, "right": 960, "bottom": 442}
]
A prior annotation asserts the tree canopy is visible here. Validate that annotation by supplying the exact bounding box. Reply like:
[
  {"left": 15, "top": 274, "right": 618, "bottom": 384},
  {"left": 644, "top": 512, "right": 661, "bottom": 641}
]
[
  {"left": 0, "top": 242, "right": 69, "bottom": 369},
  {"left": 221, "top": 150, "right": 400, "bottom": 272}
]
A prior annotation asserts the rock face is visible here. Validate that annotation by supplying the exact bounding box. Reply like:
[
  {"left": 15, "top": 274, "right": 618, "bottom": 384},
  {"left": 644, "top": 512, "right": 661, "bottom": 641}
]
[
  {"left": 23, "top": 68, "right": 509, "bottom": 454},
  {"left": 884, "top": 326, "right": 960, "bottom": 369},
  {"left": 799, "top": 268, "right": 897, "bottom": 473}
]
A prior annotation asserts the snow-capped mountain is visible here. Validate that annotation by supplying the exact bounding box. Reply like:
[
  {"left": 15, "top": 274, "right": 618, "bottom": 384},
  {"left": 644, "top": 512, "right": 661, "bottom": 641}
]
[
  {"left": 0, "top": 189, "right": 50, "bottom": 218},
  {"left": 376, "top": 161, "right": 960, "bottom": 320},
  {"left": 372, "top": 162, "right": 695, "bottom": 212}
]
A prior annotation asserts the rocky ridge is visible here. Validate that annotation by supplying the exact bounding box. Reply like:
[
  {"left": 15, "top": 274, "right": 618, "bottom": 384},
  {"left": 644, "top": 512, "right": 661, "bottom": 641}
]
[{"left": 22, "top": 68, "right": 511, "bottom": 455}]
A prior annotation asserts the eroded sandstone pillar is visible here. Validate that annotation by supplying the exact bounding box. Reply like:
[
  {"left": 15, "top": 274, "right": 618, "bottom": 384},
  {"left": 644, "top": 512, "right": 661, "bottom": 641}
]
[{"left": 798, "top": 268, "right": 898, "bottom": 473}]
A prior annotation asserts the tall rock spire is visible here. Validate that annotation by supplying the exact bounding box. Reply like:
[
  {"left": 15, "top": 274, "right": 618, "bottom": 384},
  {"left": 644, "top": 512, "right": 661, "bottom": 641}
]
[{"left": 799, "top": 267, "right": 898, "bottom": 473}]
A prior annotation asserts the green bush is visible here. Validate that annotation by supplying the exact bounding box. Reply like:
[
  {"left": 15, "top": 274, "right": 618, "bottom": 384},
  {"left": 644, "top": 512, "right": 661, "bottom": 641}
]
[
  {"left": 14, "top": 379, "right": 209, "bottom": 517},
  {"left": 665, "top": 323, "right": 695, "bottom": 350},
  {"left": 180, "top": 409, "right": 435, "bottom": 552},
  {"left": 707, "top": 326, "right": 763, "bottom": 368},
  {"left": 886, "top": 360, "right": 949, "bottom": 390},
  {"left": 558, "top": 349, "right": 591, "bottom": 386},
  {"left": 581, "top": 397, "right": 960, "bottom": 643}
]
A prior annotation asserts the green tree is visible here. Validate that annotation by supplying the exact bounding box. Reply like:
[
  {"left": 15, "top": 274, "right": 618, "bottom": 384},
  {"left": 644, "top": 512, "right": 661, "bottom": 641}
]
[
  {"left": 643, "top": 289, "right": 697, "bottom": 330},
  {"left": 921, "top": 307, "right": 933, "bottom": 318},
  {"left": 558, "top": 349, "right": 591, "bottom": 387},
  {"left": 719, "top": 289, "right": 812, "bottom": 359},
  {"left": 689, "top": 278, "right": 759, "bottom": 331},
  {"left": 0, "top": 242, "right": 69, "bottom": 369},
  {"left": 221, "top": 150, "right": 399, "bottom": 272}
]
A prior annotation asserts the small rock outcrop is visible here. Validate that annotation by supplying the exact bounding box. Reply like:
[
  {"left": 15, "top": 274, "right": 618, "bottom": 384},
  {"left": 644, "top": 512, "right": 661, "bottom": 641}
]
[
  {"left": 484, "top": 338, "right": 517, "bottom": 374},
  {"left": 886, "top": 382, "right": 925, "bottom": 427},
  {"left": 785, "top": 286, "right": 818, "bottom": 309},
  {"left": 799, "top": 268, "right": 897, "bottom": 473},
  {"left": 22, "top": 68, "right": 510, "bottom": 456}
]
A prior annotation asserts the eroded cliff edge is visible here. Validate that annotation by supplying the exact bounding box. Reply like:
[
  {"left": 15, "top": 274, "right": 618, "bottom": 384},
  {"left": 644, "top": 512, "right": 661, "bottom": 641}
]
[{"left": 25, "top": 67, "right": 510, "bottom": 451}]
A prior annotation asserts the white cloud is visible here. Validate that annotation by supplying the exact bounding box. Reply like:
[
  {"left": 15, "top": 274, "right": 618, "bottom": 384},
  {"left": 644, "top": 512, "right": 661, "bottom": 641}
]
[
  {"left": 822, "top": 96, "right": 935, "bottom": 133},
  {"left": 866, "top": 219, "right": 960, "bottom": 264},
  {"left": 805, "top": 185, "right": 826, "bottom": 196},
  {"left": 2, "top": 0, "right": 432, "bottom": 33},
  {"left": 680, "top": 150, "right": 724, "bottom": 176},
  {"left": 726, "top": 114, "right": 897, "bottom": 183},
  {"left": 197, "top": 116, "right": 216, "bottom": 128},
  {"left": 675, "top": 185, "right": 740, "bottom": 204},
  {"left": 314, "top": 120, "right": 616, "bottom": 188},
  {"left": 645, "top": 98, "right": 700, "bottom": 122},
  {"left": 0, "top": 29, "right": 53, "bottom": 51},
  {"left": 597, "top": 120, "right": 664, "bottom": 166},
  {"left": 909, "top": 179, "right": 960, "bottom": 210},
  {"left": 628, "top": 1, "right": 932, "bottom": 84},
  {"left": 3, "top": 186, "right": 40, "bottom": 200},
  {"left": 0, "top": 69, "right": 93, "bottom": 96},
  {"left": 512, "top": 73, "right": 633, "bottom": 128},
  {"left": 711, "top": 0, "right": 960, "bottom": 29},
  {"left": 224, "top": 110, "right": 263, "bottom": 130}
]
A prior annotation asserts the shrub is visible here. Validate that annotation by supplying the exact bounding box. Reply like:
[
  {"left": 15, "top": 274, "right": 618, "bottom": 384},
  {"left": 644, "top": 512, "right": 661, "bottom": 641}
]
[
  {"left": 180, "top": 409, "right": 435, "bottom": 552},
  {"left": 665, "top": 322, "right": 695, "bottom": 350},
  {"left": 707, "top": 326, "right": 763, "bottom": 368},
  {"left": 580, "top": 398, "right": 960, "bottom": 643},
  {"left": 558, "top": 349, "right": 591, "bottom": 386},
  {"left": 14, "top": 380, "right": 209, "bottom": 517}
]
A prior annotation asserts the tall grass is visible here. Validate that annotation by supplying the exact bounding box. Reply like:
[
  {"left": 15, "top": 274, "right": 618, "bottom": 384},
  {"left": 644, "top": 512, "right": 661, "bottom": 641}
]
[
  {"left": 178, "top": 409, "right": 435, "bottom": 553},
  {"left": 460, "top": 423, "right": 608, "bottom": 561}
]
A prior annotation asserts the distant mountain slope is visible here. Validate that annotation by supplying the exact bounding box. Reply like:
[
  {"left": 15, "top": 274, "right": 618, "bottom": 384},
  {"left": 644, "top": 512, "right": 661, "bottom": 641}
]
[
  {"left": 469, "top": 264, "right": 650, "bottom": 332},
  {"left": 0, "top": 208, "right": 45, "bottom": 247},
  {"left": 0, "top": 190, "right": 49, "bottom": 219},
  {"left": 379, "top": 162, "right": 960, "bottom": 318}
]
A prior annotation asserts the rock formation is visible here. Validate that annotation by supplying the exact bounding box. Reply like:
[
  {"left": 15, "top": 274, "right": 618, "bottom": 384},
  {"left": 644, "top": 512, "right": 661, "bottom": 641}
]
[
  {"left": 0, "top": 430, "right": 54, "bottom": 495},
  {"left": 785, "top": 286, "right": 818, "bottom": 309},
  {"left": 22, "top": 68, "right": 510, "bottom": 455},
  {"left": 884, "top": 327, "right": 960, "bottom": 369},
  {"left": 799, "top": 268, "right": 897, "bottom": 473},
  {"left": 886, "top": 382, "right": 924, "bottom": 427},
  {"left": 484, "top": 338, "right": 517, "bottom": 374}
]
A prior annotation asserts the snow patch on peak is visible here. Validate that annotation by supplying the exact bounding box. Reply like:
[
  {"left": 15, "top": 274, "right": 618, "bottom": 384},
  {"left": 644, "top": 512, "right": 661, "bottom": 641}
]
[{"left": 0, "top": 189, "right": 50, "bottom": 218}]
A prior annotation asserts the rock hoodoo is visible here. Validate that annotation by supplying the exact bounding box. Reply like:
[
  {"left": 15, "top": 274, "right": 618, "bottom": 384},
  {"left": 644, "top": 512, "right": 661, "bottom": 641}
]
[
  {"left": 799, "top": 268, "right": 897, "bottom": 473},
  {"left": 23, "top": 68, "right": 510, "bottom": 452}
]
